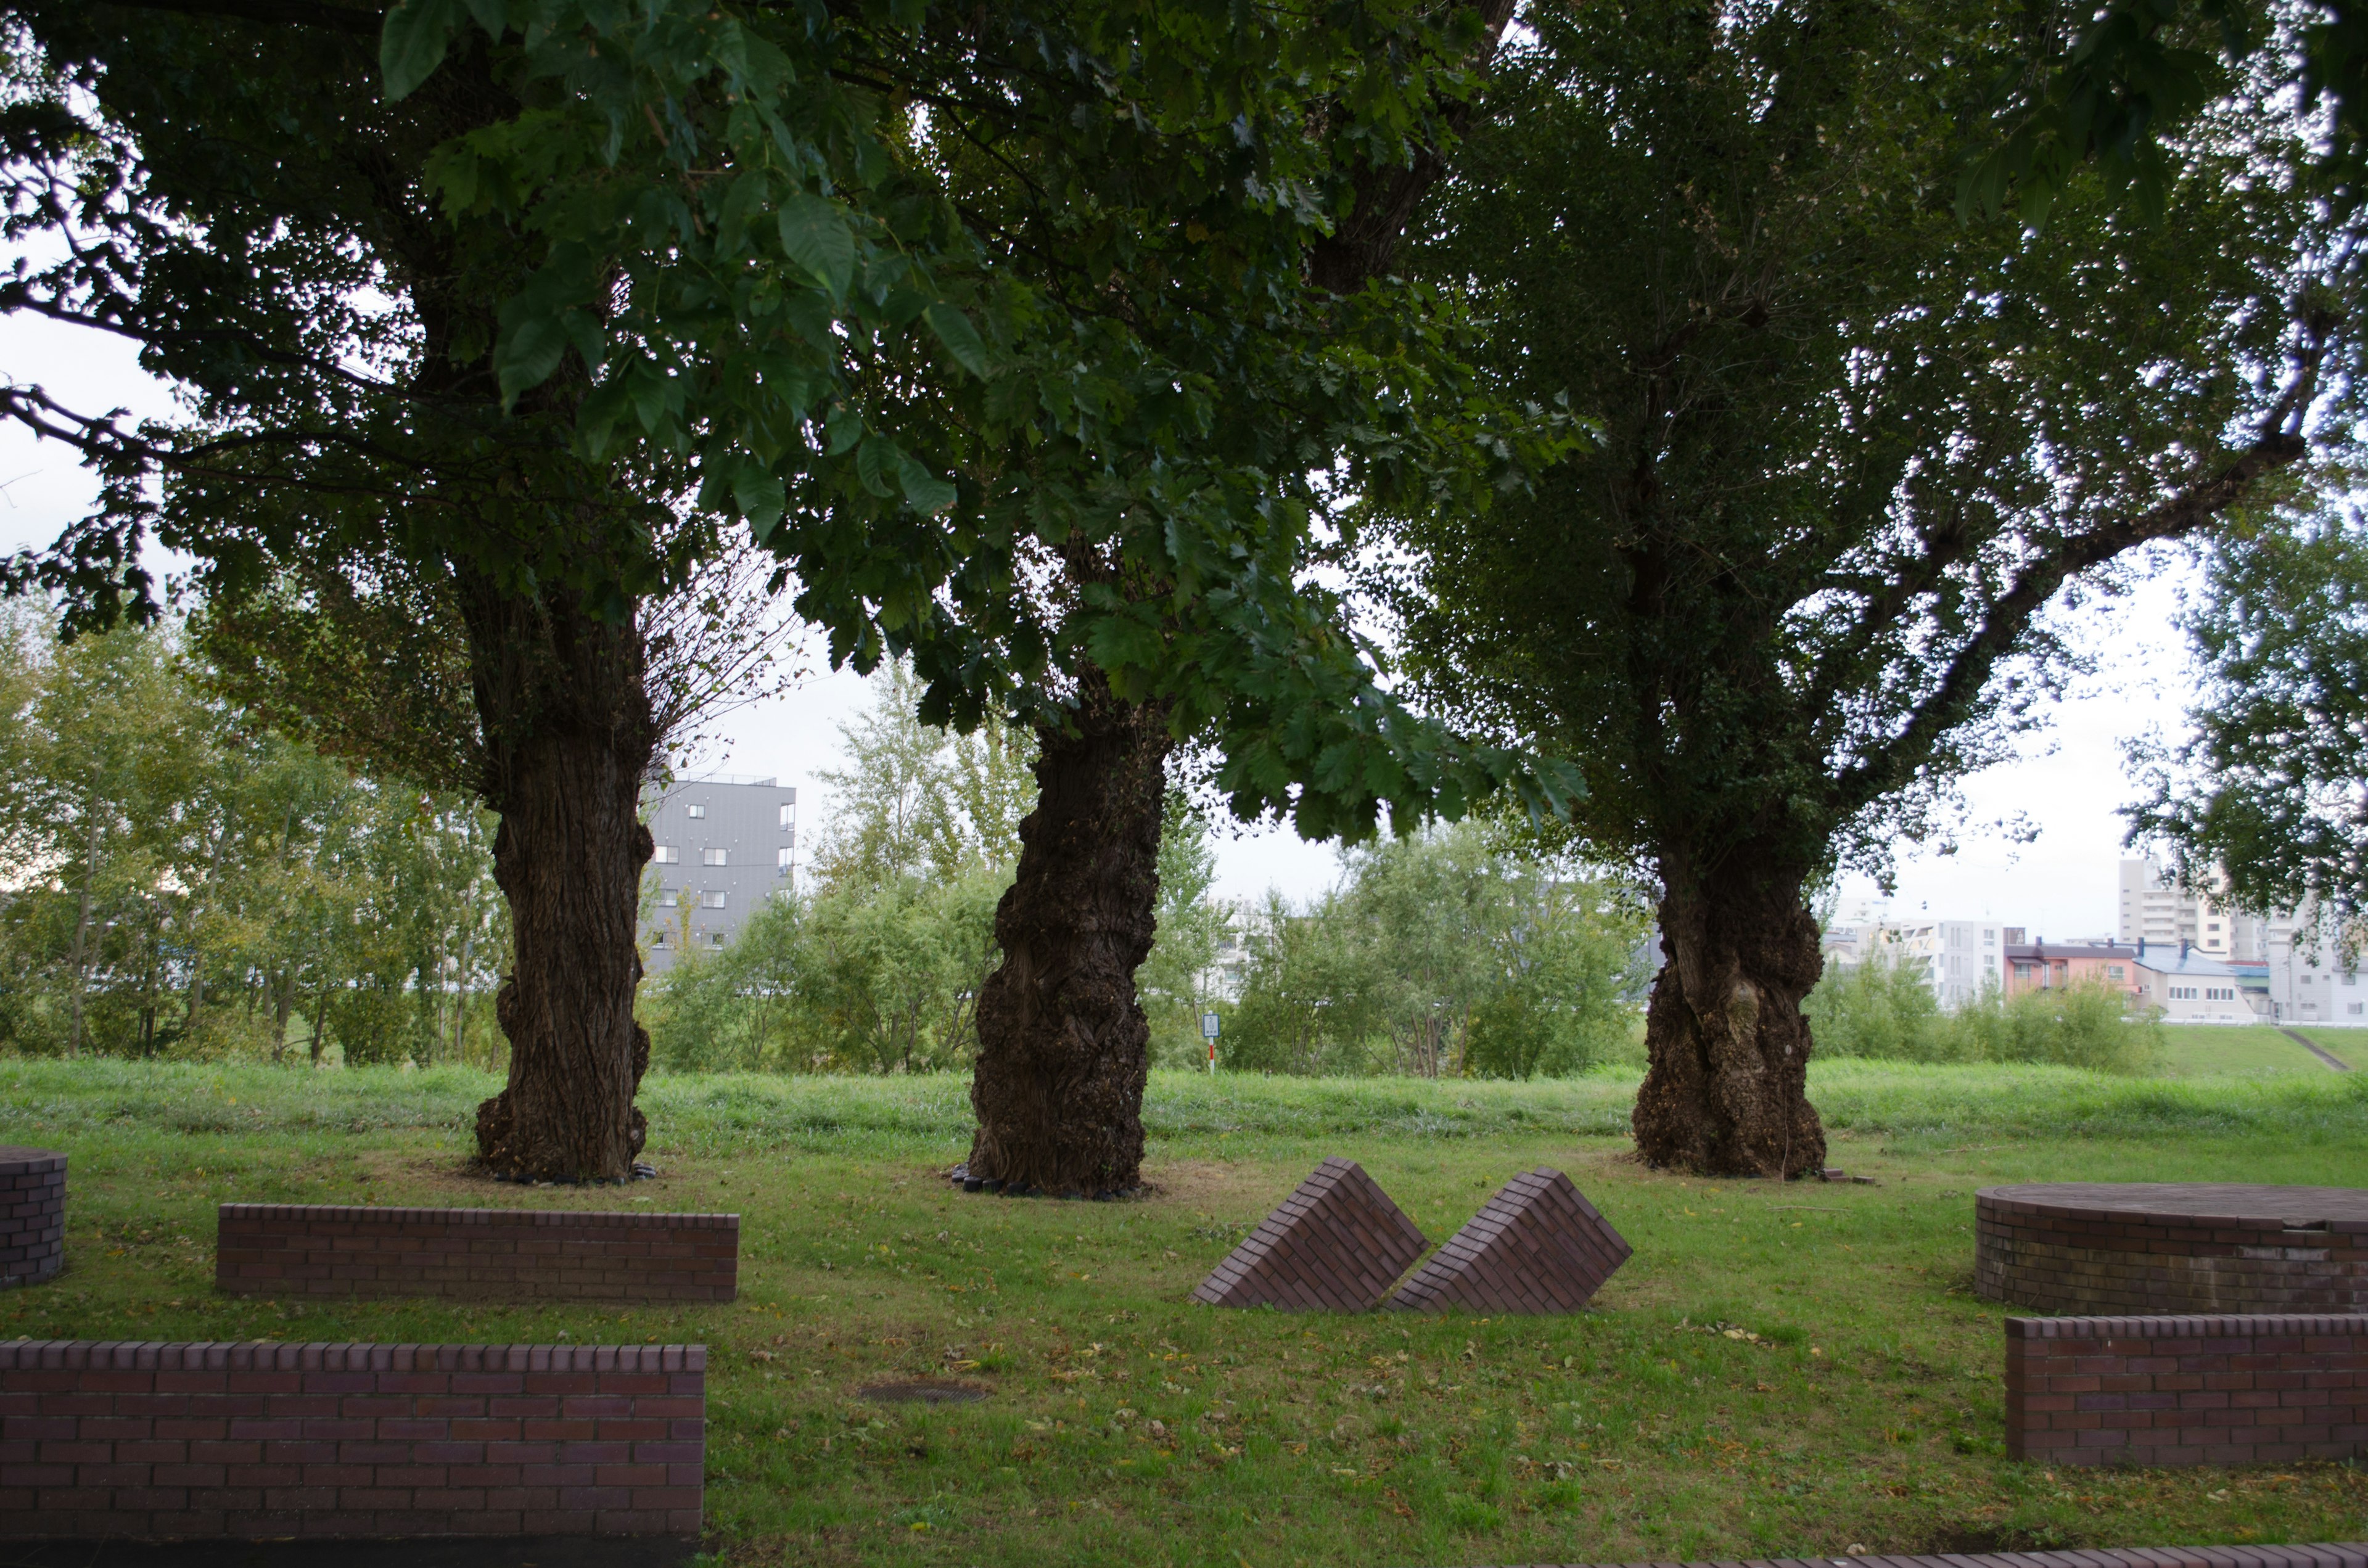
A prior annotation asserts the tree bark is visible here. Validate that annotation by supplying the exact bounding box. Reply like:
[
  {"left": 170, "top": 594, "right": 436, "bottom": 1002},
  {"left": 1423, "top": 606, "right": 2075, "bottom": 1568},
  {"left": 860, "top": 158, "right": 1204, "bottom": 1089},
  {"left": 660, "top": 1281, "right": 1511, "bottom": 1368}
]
[
  {"left": 963, "top": 669, "right": 1170, "bottom": 1197},
  {"left": 1632, "top": 848, "right": 1828, "bottom": 1178},
  {"left": 463, "top": 576, "right": 659, "bottom": 1182}
]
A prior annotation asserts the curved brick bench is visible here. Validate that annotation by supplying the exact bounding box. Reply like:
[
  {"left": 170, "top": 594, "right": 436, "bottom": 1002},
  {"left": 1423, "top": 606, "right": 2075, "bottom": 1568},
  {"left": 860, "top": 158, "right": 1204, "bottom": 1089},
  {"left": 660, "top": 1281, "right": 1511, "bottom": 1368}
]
[
  {"left": 0, "top": 1147, "right": 64, "bottom": 1287},
  {"left": 0, "top": 1339, "right": 704, "bottom": 1539},
  {"left": 2005, "top": 1313, "right": 2368, "bottom": 1466},
  {"left": 1976, "top": 1183, "right": 2368, "bottom": 1315},
  {"left": 215, "top": 1204, "right": 737, "bottom": 1302}
]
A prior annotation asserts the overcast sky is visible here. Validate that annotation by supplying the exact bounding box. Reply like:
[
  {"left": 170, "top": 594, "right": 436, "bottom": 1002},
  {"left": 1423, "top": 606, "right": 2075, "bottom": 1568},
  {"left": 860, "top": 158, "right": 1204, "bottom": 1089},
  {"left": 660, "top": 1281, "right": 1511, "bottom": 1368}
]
[{"left": 2, "top": 311, "right": 2194, "bottom": 938}]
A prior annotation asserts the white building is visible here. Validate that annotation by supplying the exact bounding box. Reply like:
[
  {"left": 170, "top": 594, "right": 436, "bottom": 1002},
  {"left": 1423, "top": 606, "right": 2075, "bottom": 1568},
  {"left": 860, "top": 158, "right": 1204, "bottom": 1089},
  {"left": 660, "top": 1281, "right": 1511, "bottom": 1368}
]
[
  {"left": 2118, "top": 857, "right": 2263, "bottom": 961},
  {"left": 2266, "top": 922, "right": 2367, "bottom": 1025},
  {"left": 639, "top": 774, "right": 799, "bottom": 972},
  {"left": 1823, "top": 916, "right": 2003, "bottom": 1009}
]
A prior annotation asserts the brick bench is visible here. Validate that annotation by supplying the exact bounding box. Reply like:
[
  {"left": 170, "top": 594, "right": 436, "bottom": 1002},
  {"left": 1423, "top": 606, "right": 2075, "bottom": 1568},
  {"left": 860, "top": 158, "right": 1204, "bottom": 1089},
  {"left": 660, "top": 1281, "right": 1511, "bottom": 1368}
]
[
  {"left": 2005, "top": 1313, "right": 2368, "bottom": 1465},
  {"left": 216, "top": 1204, "right": 738, "bottom": 1302},
  {"left": 1489, "top": 1546, "right": 2368, "bottom": 1568},
  {"left": 1978, "top": 1183, "right": 2368, "bottom": 1315},
  {"left": 0, "top": 1340, "right": 704, "bottom": 1539},
  {"left": 0, "top": 1147, "right": 64, "bottom": 1288}
]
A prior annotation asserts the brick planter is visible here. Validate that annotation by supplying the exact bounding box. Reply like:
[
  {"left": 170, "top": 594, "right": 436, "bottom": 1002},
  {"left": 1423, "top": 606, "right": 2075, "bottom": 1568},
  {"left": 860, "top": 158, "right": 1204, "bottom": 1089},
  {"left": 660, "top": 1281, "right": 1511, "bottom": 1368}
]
[
  {"left": 0, "top": 1339, "right": 705, "bottom": 1539},
  {"left": 1976, "top": 1183, "right": 2368, "bottom": 1315},
  {"left": 1480, "top": 1545, "right": 2368, "bottom": 1568},
  {"left": 2004, "top": 1314, "right": 2368, "bottom": 1466},
  {"left": 0, "top": 1147, "right": 64, "bottom": 1288},
  {"left": 216, "top": 1204, "right": 738, "bottom": 1303}
]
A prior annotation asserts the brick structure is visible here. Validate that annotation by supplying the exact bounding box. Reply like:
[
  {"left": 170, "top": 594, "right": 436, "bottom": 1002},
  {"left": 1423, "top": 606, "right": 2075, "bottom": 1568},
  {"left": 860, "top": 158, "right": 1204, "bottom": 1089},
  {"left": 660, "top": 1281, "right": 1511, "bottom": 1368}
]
[
  {"left": 1977, "top": 1183, "right": 2368, "bottom": 1315},
  {"left": 215, "top": 1204, "right": 738, "bottom": 1303},
  {"left": 2004, "top": 1314, "right": 2368, "bottom": 1466},
  {"left": 0, "top": 1147, "right": 64, "bottom": 1288},
  {"left": 1191, "top": 1157, "right": 1428, "bottom": 1312},
  {"left": 0, "top": 1339, "right": 704, "bottom": 1539},
  {"left": 1488, "top": 1544, "right": 2368, "bottom": 1568},
  {"left": 1390, "top": 1168, "right": 1629, "bottom": 1315}
]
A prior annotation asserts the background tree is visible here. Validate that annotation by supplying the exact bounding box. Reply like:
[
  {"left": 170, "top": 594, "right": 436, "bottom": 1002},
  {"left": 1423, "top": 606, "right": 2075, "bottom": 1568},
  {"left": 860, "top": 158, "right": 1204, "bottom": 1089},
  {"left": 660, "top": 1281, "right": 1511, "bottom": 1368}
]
[
  {"left": 2126, "top": 499, "right": 2368, "bottom": 963},
  {"left": 1385, "top": 0, "right": 2354, "bottom": 1175},
  {"left": 1225, "top": 823, "right": 1646, "bottom": 1078}
]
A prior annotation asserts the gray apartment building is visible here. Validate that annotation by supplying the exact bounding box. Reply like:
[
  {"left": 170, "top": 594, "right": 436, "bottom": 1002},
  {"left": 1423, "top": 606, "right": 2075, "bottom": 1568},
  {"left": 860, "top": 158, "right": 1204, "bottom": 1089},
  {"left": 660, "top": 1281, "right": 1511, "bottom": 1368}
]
[{"left": 639, "top": 774, "right": 799, "bottom": 972}]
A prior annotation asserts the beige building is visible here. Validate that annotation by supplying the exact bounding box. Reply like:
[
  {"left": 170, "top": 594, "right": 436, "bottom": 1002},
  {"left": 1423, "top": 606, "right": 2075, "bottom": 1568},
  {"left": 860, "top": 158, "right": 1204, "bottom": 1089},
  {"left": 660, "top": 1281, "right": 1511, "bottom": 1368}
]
[{"left": 2117, "top": 857, "right": 2263, "bottom": 961}]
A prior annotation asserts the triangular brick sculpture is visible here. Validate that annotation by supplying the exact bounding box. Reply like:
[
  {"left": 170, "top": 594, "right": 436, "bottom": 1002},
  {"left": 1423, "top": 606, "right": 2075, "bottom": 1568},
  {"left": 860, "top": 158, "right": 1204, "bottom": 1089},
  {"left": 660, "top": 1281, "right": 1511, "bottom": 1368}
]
[
  {"left": 1191, "top": 1157, "right": 1429, "bottom": 1311},
  {"left": 1389, "top": 1168, "right": 1629, "bottom": 1314}
]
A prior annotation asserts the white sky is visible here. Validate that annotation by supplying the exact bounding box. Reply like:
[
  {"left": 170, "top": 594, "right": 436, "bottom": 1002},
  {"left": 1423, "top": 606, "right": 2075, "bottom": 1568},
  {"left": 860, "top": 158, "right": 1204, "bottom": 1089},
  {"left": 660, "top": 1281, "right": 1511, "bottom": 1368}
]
[{"left": 1, "top": 313, "right": 2193, "bottom": 937}]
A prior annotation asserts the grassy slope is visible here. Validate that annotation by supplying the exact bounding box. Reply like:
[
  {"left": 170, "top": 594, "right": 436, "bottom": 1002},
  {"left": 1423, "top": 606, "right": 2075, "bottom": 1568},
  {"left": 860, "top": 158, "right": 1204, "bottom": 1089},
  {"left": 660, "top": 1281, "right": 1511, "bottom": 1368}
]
[
  {"left": 2, "top": 1060, "right": 2366, "bottom": 1567},
  {"left": 2156, "top": 1026, "right": 2341, "bottom": 1079}
]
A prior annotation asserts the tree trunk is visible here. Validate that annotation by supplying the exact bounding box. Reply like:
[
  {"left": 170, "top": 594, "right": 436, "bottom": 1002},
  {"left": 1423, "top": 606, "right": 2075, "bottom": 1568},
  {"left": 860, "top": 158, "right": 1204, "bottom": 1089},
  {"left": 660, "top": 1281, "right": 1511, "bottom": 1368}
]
[
  {"left": 963, "top": 670, "right": 1170, "bottom": 1197},
  {"left": 67, "top": 803, "right": 99, "bottom": 1058},
  {"left": 1632, "top": 848, "right": 1828, "bottom": 1178},
  {"left": 463, "top": 578, "right": 658, "bottom": 1183}
]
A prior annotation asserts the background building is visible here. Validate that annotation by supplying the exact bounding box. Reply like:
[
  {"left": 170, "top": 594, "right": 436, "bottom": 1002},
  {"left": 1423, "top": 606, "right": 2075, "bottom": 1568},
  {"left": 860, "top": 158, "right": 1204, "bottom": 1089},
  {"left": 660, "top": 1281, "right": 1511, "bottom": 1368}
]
[
  {"left": 1822, "top": 915, "right": 2003, "bottom": 1009},
  {"left": 2266, "top": 922, "right": 2367, "bottom": 1025},
  {"left": 2118, "top": 856, "right": 2263, "bottom": 960},
  {"left": 639, "top": 775, "right": 798, "bottom": 972}
]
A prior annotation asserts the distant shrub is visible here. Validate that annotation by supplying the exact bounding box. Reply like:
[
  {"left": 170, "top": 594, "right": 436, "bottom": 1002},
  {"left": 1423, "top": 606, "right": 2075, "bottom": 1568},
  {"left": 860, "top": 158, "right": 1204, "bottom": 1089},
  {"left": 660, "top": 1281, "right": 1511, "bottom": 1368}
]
[{"left": 1805, "top": 967, "right": 2160, "bottom": 1073}]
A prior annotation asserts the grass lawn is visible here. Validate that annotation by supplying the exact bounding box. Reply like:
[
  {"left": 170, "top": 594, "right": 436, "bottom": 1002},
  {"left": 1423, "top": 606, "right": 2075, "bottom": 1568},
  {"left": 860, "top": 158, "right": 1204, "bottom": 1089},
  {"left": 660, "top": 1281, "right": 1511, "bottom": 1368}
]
[
  {"left": 3, "top": 1060, "right": 2367, "bottom": 1567},
  {"left": 2156, "top": 1025, "right": 2350, "bottom": 1078},
  {"left": 2295, "top": 1029, "right": 2365, "bottom": 1070}
]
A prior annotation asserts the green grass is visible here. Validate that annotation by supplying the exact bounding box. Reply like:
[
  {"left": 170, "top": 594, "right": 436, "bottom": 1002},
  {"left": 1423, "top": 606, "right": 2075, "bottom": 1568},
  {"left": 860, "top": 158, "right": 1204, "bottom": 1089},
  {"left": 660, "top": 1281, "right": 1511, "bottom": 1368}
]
[
  {"left": 4, "top": 1059, "right": 2367, "bottom": 1567},
  {"left": 2155, "top": 1025, "right": 2343, "bottom": 1079},
  {"left": 2293, "top": 1028, "right": 2364, "bottom": 1070}
]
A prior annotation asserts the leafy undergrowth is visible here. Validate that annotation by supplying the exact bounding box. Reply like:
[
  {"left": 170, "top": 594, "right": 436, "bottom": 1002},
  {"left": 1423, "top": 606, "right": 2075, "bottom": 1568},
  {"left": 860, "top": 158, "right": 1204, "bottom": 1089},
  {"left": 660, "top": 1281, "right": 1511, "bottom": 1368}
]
[{"left": 2, "top": 1061, "right": 2364, "bottom": 1566}]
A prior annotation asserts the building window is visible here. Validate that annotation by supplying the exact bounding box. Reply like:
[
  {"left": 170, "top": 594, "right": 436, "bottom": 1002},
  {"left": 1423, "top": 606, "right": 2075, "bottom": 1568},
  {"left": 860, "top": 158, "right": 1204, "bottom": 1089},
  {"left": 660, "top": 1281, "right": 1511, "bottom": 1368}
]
[
  {"left": 2350, "top": 1003, "right": 2364, "bottom": 1016},
  {"left": 703, "top": 847, "right": 728, "bottom": 866},
  {"left": 709, "top": 932, "right": 726, "bottom": 947},
  {"left": 658, "top": 890, "right": 679, "bottom": 908},
  {"left": 651, "top": 930, "right": 668, "bottom": 948},
  {"left": 686, "top": 803, "right": 707, "bottom": 819},
  {"left": 652, "top": 845, "right": 679, "bottom": 864},
  {"left": 701, "top": 890, "right": 726, "bottom": 909},
  {"left": 2108, "top": 966, "right": 2125, "bottom": 980},
  {"left": 777, "top": 845, "right": 793, "bottom": 873},
  {"left": 779, "top": 803, "right": 795, "bottom": 829}
]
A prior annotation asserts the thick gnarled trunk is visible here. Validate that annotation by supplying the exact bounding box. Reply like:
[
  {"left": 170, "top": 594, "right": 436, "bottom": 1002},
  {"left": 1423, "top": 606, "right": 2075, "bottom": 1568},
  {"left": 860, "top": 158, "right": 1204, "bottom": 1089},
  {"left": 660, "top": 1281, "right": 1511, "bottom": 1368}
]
[
  {"left": 1632, "top": 850, "right": 1827, "bottom": 1178},
  {"left": 462, "top": 578, "right": 658, "bottom": 1182},
  {"left": 964, "top": 670, "right": 1169, "bottom": 1197}
]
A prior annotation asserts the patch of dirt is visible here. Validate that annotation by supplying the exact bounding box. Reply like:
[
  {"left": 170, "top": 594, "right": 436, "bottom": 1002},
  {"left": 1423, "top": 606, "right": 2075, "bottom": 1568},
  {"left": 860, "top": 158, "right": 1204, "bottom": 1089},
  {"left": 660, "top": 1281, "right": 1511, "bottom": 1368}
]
[
  {"left": 855, "top": 1377, "right": 992, "bottom": 1405},
  {"left": 1917, "top": 1523, "right": 2090, "bottom": 1555},
  {"left": 355, "top": 1150, "right": 698, "bottom": 1209},
  {"left": 1137, "top": 1159, "right": 1260, "bottom": 1209}
]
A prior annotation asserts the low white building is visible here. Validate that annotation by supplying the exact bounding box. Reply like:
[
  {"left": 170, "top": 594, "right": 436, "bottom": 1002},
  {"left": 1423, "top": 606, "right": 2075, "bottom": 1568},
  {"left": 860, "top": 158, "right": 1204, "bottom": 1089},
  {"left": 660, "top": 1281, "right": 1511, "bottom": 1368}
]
[
  {"left": 1824, "top": 916, "right": 2002, "bottom": 1010},
  {"left": 2128, "top": 942, "right": 2255, "bottom": 1024},
  {"left": 2266, "top": 925, "right": 2367, "bottom": 1025}
]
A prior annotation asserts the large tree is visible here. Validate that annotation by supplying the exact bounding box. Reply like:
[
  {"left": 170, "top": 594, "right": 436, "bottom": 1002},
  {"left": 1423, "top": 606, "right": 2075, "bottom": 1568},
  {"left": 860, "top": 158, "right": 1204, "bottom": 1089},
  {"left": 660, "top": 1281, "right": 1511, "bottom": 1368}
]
[
  {"left": 3, "top": 2, "right": 1567, "bottom": 1181},
  {"left": 1385, "top": 0, "right": 2356, "bottom": 1176}
]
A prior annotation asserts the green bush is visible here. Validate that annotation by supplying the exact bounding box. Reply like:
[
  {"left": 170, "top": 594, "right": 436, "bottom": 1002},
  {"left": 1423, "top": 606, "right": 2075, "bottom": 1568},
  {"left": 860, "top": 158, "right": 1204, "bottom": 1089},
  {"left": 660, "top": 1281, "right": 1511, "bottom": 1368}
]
[{"left": 1805, "top": 966, "right": 2161, "bottom": 1073}]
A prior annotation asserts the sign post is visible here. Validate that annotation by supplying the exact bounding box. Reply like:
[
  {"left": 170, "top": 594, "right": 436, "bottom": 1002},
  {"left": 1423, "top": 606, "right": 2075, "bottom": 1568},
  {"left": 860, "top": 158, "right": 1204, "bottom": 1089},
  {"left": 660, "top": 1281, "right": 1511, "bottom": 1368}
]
[{"left": 1201, "top": 1011, "right": 1220, "bottom": 1073}]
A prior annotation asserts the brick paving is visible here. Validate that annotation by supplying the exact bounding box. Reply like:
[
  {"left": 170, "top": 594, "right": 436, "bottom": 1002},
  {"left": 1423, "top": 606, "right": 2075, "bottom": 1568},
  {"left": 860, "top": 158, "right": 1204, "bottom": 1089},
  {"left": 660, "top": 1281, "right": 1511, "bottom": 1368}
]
[
  {"left": 215, "top": 1204, "right": 738, "bottom": 1303},
  {"left": 0, "top": 1339, "right": 705, "bottom": 1540},
  {"left": 1390, "top": 1168, "right": 1630, "bottom": 1315},
  {"left": 1977, "top": 1184, "right": 2368, "bottom": 1315},
  {"left": 1191, "top": 1157, "right": 1428, "bottom": 1312},
  {"left": 0, "top": 1147, "right": 64, "bottom": 1289}
]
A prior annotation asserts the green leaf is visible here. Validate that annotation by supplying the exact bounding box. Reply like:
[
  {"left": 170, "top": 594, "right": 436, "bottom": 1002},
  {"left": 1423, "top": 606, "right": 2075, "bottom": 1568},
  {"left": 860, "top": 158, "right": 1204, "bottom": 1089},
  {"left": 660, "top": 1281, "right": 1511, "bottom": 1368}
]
[
  {"left": 923, "top": 302, "right": 992, "bottom": 379},
  {"left": 380, "top": 0, "right": 463, "bottom": 101},
  {"left": 856, "top": 435, "right": 897, "bottom": 497},
  {"left": 778, "top": 194, "right": 857, "bottom": 300},
  {"left": 733, "top": 464, "right": 787, "bottom": 538},
  {"left": 493, "top": 314, "right": 569, "bottom": 409},
  {"left": 895, "top": 452, "right": 957, "bottom": 514}
]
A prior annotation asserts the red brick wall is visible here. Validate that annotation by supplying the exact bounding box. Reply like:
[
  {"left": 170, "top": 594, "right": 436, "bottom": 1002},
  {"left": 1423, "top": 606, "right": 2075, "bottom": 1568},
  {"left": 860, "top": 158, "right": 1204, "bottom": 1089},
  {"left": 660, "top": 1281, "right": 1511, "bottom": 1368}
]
[
  {"left": 2005, "top": 1315, "right": 2368, "bottom": 1466},
  {"left": 1495, "top": 1545, "right": 2368, "bottom": 1568},
  {"left": 0, "top": 1148, "right": 64, "bottom": 1288},
  {"left": 0, "top": 1340, "right": 704, "bottom": 1539},
  {"left": 215, "top": 1204, "right": 737, "bottom": 1302},
  {"left": 1978, "top": 1189, "right": 2368, "bottom": 1315}
]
